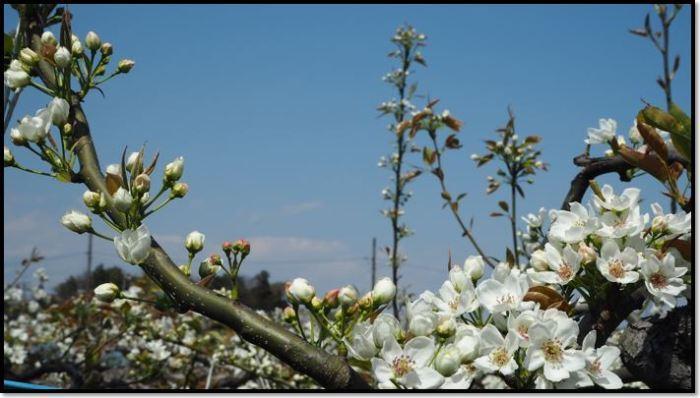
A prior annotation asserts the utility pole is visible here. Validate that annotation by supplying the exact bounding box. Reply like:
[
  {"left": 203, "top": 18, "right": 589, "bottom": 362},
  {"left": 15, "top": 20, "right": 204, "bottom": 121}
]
[
  {"left": 86, "top": 234, "right": 93, "bottom": 291},
  {"left": 371, "top": 237, "right": 377, "bottom": 289}
]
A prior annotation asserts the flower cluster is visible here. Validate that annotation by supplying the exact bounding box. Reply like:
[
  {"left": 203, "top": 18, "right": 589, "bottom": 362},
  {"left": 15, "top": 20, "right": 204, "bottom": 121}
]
[
  {"left": 4, "top": 271, "right": 314, "bottom": 389},
  {"left": 281, "top": 277, "right": 397, "bottom": 354},
  {"left": 4, "top": 29, "right": 134, "bottom": 96},
  {"left": 581, "top": 105, "right": 691, "bottom": 210},
  {"left": 533, "top": 184, "right": 690, "bottom": 313},
  {"left": 333, "top": 184, "right": 690, "bottom": 389}
]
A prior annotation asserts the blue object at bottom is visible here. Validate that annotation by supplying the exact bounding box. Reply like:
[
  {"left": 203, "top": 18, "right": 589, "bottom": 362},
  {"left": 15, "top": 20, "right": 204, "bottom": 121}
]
[{"left": 4, "top": 379, "right": 58, "bottom": 390}]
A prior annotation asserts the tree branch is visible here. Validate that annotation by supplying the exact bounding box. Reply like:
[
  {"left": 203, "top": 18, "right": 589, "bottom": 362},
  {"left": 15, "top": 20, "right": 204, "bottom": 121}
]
[
  {"left": 562, "top": 149, "right": 693, "bottom": 391},
  {"left": 21, "top": 6, "right": 369, "bottom": 390},
  {"left": 619, "top": 306, "right": 692, "bottom": 390},
  {"left": 560, "top": 151, "right": 689, "bottom": 211}
]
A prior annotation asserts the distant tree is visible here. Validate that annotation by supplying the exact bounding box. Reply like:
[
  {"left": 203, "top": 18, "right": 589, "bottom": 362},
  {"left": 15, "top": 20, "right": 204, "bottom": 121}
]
[{"left": 54, "top": 264, "right": 132, "bottom": 300}]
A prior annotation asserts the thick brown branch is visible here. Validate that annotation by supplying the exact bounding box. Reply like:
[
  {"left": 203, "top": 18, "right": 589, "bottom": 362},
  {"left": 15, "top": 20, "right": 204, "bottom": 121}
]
[
  {"left": 21, "top": 7, "right": 369, "bottom": 390},
  {"left": 561, "top": 151, "right": 689, "bottom": 211},
  {"left": 619, "top": 306, "right": 692, "bottom": 390}
]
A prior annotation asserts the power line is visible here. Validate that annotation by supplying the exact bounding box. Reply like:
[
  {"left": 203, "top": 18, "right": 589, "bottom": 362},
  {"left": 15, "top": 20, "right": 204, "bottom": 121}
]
[{"left": 244, "top": 257, "right": 366, "bottom": 266}]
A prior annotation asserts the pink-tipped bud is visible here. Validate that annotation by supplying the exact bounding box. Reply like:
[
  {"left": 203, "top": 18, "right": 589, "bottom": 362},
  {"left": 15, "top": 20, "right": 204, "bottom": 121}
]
[
  {"left": 323, "top": 288, "right": 340, "bottom": 308},
  {"left": 222, "top": 241, "right": 234, "bottom": 254},
  {"left": 209, "top": 253, "right": 223, "bottom": 266},
  {"left": 233, "top": 239, "right": 251, "bottom": 256}
]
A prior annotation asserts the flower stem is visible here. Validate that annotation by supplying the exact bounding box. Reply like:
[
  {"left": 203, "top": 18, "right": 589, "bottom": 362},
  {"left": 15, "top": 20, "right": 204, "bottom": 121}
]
[
  {"left": 28, "top": 80, "right": 55, "bottom": 96},
  {"left": 89, "top": 229, "right": 113, "bottom": 241},
  {"left": 11, "top": 163, "right": 54, "bottom": 177}
]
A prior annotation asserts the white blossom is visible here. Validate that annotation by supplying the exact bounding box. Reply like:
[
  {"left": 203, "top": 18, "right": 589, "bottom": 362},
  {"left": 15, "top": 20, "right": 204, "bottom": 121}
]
[
  {"left": 596, "top": 240, "right": 639, "bottom": 284},
  {"left": 474, "top": 325, "right": 519, "bottom": 376},
  {"left": 60, "top": 210, "right": 92, "bottom": 234},
  {"left": 639, "top": 252, "right": 687, "bottom": 308},
  {"left": 184, "top": 231, "right": 205, "bottom": 253},
  {"left": 4, "top": 60, "right": 31, "bottom": 89},
  {"left": 525, "top": 317, "right": 585, "bottom": 382},
  {"left": 15, "top": 108, "right": 53, "bottom": 143},
  {"left": 372, "top": 277, "right": 396, "bottom": 306},
  {"left": 528, "top": 243, "right": 580, "bottom": 285},
  {"left": 371, "top": 336, "right": 443, "bottom": 389},
  {"left": 114, "top": 224, "right": 152, "bottom": 265},
  {"left": 585, "top": 118, "right": 617, "bottom": 145},
  {"left": 288, "top": 278, "right": 315, "bottom": 303},
  {"left": 476, "top": 273, "right": 529, "bottom": 313},
  {"left": 549, "top": 202, "right": 597, "bottom": 243}
]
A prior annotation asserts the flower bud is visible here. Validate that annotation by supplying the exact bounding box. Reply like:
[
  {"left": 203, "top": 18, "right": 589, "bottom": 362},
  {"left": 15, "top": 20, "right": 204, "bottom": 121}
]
[
  {"left": 358, "top": 292, "right": 373, "bottom": 311},
  {"left": 19, "top": 48, "right": 40, "bottom": 67},
  {"left": 118, "top": 59, "right": 135, "bottom": 74},
  {"left": 449, "top": 265, "right": 470, "bottom": 293},
  {"left": 10, "top": 128, "right": 27, "bottom": 146},
  {"left": 94, "top": 283, "right": 120, "bottom": 303},
  {"left": 125, "top": 151, "right": 140, "bottom": 172},
  {"left": 106, "top": 163, "right": 122, "bottom": 176},
  {"left": 282, "top": 306, "right": 296, "bottom": 323},
  {"left": 288, "top": 278, "right": 315, "bottom": 303},
  {"left": 222, "top": 241, "right": 234, "bottom": 254},
  {"left": 60, "top": 210, "right": 92, "bottom": 234},
  {"left": 48, "top": 97, "right": 70, "bottom": 126},
  {"left": 54, "top": 46, "right": 71, "bottom": 68},
  {"left": 493, "top": 262, "right": 511, "bottom": 281},
  {"left": 178, "top": 264, "right": 190, "bottom": 277},
  {"left": 233, "top": 239, "right": 251, "bottom": 256},
  {"left": 338, "top": 285, "right": 358, "bottom": 307},
  {"left": 41, "top": 31, "right": 57, "bottom": 46},
  {"left": 285, "top": 281, "right": 297, "bottom": 304},
  {"left": 310, "top": 296, "right": 323, "bottom": 311},
  {"left": 62, "top": 123, "right": 72, "bottom": 137},
  {"left": 100, "top": 42, "right": 113, "bottom": 56},
  {"left": 434, "top": 345, "right": 461, "bottom": 376},
  {"left": 4, "top": 145, "right": 15, "bottom": 167},
  {"left": 83, "top": 190, "right": 101, "bottom": 209},
  {"left": 85, "top": 31, "right": 101, "bottom": 51},
  {"left": 323, "top": 288, "right": 340, "bottom": 308},
  {"left": 530, "top": 249, "right": 548, "bottom": 271},
  {"left": 436, "top": 317, "right": 457, "bottom": 338},
  {"left": 113, "top": 187, "right": 133, "bottom": 212},
  {"left": 4, "top": 60, "right": 31, "bottom": 88},
  {"left": 577, "top": 243, "right": 597, "bottom": 266},
  {"left": 198, "top": 258, "right": 219, "bottom": 278},
  {"left": 651, "top": 216, "right": 667, "bottom": 234},
  {"left": 347, "top": 303, "right": 359, "bottom": 316},
  {"left": 93, "top": 64, "right": 106, "bottom": 76},
  {"left": 372, "top": 277, "right": 396, "bottom": 306},
  {"left": 164, "top": 156, "right": 184, "bottom": 183},
  {"left": 185, "top": 231, "right": 205, "bottom": 254},
  {"left": 134, "top": 173, "right": 151, "bottom": 195},
  {"left": 463, "top": 255, "right": 485, "bottom": 281},
  {"left": 209, "top": 253, "right": 223, "bottom": 266},
  {"left": 171, "top": 182, "right": 189, "bottom": 198},
  {"left": 71, "top": 40, "right": 83, "bottom": 56}
]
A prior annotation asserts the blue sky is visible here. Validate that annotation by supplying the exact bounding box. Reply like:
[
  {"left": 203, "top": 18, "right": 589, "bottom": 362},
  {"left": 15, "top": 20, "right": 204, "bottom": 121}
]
[{"left": 3, "top": 5, "right": 692, "bottom": 296}]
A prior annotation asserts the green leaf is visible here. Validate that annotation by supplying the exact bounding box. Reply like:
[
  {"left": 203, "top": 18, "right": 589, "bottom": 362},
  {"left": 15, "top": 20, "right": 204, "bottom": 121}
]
[
  {"left": 407, "top": 83, "right": 418, "bottom": 99},
  {"left": 639, "top": 105, "right": 691, "bottom": 162},
  {"left": 4, "top": 33, "right": 13, "bottom": 57},
  {"left": 667, "top": 103, "right": 692, "bottom": 162}
]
